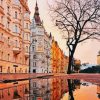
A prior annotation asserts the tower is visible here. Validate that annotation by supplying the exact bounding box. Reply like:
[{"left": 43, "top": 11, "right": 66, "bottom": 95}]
[{"left": 34, "top": 1, "right": 41, "bottom": 25}]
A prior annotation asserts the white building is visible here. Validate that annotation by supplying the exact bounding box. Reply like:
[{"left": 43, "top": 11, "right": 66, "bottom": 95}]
[{"left": 30, "top": 2, "right": 52, "bottom": 73}]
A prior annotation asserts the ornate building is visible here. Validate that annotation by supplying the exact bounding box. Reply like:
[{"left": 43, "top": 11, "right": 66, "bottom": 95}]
[
  {"left": 0, "top": 0, "right": 31, "bottom": 73},
  {"left": 30, "top": 2, "right": 52, "bottom": 73}
]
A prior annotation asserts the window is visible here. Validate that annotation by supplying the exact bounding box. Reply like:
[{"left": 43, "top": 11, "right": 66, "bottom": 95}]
[
  {"left": 33, "top": 39, "right": 37, "bottom": 43},
  {"left": 7, "top": 21, "right": 10, "bottom": 29},
  {"left": 15, "top": 25, "right": 18, "bottom": 33},
  {"left": 19, "top": 68, "right": 22, "bottom": 73},
  {"left": 33, "top": 82, "right": 36, "bottom": 87},
  {"left": 0, "top": 66, "right": 2, "bottom": 73},
  {"left": 26, "top": 23, "right": 28, "bottom": 29},
  {"left": 33, "top": 55, "right": 36, "bottom": 59},
  {"left": 0, "top": 33, "right": 3, "bottom": 40},
  {"left": 8, "top": 54, "right": 10, "bottom": 61},
  {"left": 32, "top": 46, "right": 35, "bottom": 52},
  {"left": 15, "top": 11, "right": 17, "bottom": 19},
  {"left": 7, "top": 6, "right": 10, "bottom": 14},
  {"left": 33, "top": 62, "right": 36, "bottom": 67},
  {"left": 7, "top": 67, "right": 10, "bottom": 73},
  {"left": 0, "top": 0, "right": 3, "bottom": 5},
  {"left": 1, "top": 52, "right": 3, "bottom": 59}
]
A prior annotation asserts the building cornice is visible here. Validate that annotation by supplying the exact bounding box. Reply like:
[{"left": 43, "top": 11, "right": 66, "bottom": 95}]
[{"left": 19, "top": 0, "right": 30, "bottom": 13}]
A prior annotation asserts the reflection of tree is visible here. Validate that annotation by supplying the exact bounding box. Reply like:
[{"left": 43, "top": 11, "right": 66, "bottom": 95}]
[
  {"left": 73, "top": 80, "right": 81, "bottom": 90},
  {"left": 68, "top": 79, "right": 74, "bottom": 100},
  {"left": 68, "top": 79, "right": 81, "bottom": 100},
  {"left": 97, "top": 94, "right": 100, "bottom": 99}
]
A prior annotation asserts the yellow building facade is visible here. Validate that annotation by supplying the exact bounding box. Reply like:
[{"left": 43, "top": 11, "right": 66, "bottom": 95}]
[
  {"left": 51, "top": 39, "right": 68, "bottom": 73},
  {"left": 0, "top": 0, "right": 30, "bottom": 73}
]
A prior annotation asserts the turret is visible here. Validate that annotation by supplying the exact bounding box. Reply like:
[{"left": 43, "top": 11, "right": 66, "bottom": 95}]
[{"left": 34, "top": 1, "right": 41, "bottom": 25}]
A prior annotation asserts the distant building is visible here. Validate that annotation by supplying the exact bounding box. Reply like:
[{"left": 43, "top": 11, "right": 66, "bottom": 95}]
[
  {"left": 30, "top": 2, "right": 52, "bottom": 73},
  {"left": 97, "top": 51, "right": 100, "bottom": 65},
  {"left": 51, "top": 39, "right": 68, "bottom": 73}
]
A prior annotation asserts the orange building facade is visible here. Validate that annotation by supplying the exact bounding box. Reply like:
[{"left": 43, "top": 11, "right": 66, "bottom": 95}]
[
  {"left": 51, "top": 39, "right": 68, "bottom": 73},
  {"left": 0, "top": 0, "right": 31, "bottom": 73}
]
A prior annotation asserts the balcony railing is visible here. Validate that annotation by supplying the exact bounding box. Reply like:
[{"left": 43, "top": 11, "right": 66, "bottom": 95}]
[{"left": 13, "top": 42, "right": 21, "bottom": 54}]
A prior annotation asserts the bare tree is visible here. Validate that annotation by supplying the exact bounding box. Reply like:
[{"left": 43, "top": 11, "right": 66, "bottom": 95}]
[{"left": 49, "top": 0, "right": 100, "bottom": 74}]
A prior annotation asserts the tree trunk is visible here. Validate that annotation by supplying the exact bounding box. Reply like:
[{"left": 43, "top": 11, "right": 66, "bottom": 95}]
[
  {"left": 67, "top": 53, "right": 74, "bottom": 74},
  {"left": 67, "top": 44, "right": 77, "bottom": 74}
]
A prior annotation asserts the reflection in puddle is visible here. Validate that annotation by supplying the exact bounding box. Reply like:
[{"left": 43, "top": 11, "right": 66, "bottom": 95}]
[{"left": 0, "top": 77, "right": 100, "bottom": 100}]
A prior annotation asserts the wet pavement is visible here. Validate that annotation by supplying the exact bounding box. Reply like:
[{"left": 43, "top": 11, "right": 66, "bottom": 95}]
[{"left": 0, "top": 74, "right": 100, "bottom": 100}]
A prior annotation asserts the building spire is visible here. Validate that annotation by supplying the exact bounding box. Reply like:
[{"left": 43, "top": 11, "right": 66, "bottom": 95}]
[{"left": 34, "top": 0, "right": 41, "bottom": 25}]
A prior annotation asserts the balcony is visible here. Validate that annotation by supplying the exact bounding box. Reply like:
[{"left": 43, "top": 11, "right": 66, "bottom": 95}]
[
  {"left": 25, "top": 52, "right": 29, "bottom": 58},
  {"left": 24, "top": 28, "right": 30, "bottom": 33},
  {"left": 0, "top": 5, "right": 4, "bottom": 15},
  {"left": 13, "top": 47, "right": 21, "bottom": 55}
]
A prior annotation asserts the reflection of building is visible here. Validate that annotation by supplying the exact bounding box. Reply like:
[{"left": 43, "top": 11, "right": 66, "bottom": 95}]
[
  {"left": 51, "top": 77, "right": 68, "bottom": 100},
  {"left": 97, "top": 85, "right": 100, "bottom": 99},
  {"left": 0, "top": 0, "right": 30, "bottom": 73},
  {"left": 0, "top": 81, "right": 29, "bottom": 100},
  {"left": 29, "top": 78, "right": 51, "bottom": 100},
  {"left": 97, "top": 85, "right": 100, "bottom": 94},
  {"left": 29, "top": 77, "right": 69, "bottom": 100},
  {"left": 30, "top": 2, "right": 52, "bottom": 73}
]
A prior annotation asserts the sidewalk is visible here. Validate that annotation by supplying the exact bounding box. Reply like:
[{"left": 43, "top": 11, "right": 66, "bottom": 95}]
[{"left": 0, "top": 73, "right": 54, "bottom": 82}]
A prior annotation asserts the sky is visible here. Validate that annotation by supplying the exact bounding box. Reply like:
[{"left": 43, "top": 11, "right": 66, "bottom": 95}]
[{"left": 28, "top": 0, "right": 100, "bottom": 64}]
